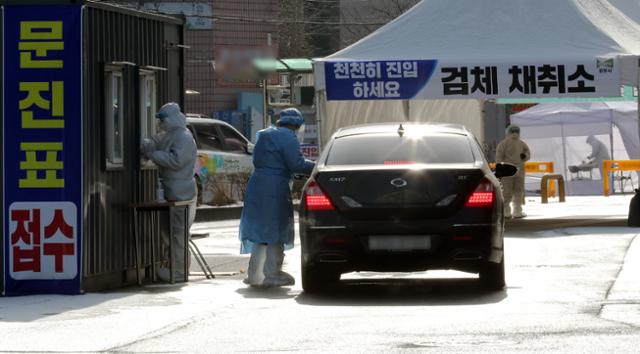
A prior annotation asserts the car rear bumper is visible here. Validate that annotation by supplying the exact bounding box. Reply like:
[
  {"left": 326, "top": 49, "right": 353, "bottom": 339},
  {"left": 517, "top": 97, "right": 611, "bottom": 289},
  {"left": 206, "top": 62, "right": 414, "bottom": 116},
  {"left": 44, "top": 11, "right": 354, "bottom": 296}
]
[{"left": 300, "top": 220, "right": 501, "bottom": 274}]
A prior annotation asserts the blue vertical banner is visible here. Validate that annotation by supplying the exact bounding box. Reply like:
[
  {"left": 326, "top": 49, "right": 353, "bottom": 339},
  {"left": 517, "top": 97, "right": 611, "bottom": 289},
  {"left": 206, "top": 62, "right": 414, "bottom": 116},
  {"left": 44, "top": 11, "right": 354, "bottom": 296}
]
[
  {"left": 3, "top": 5, "right": 83, "bottom": 295},
  {"left": 324, "top": 60, "right": 437, "bottom": 101}
]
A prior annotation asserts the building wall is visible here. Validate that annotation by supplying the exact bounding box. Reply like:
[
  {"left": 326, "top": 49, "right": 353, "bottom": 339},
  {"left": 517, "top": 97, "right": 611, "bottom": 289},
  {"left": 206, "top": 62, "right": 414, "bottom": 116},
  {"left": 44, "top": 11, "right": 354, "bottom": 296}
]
[
  {"left": 117, "top": 1, "right": 279, "bottom": 116},
  {"left": 190, "top": 0, "right": 278, "bottom": 115}
]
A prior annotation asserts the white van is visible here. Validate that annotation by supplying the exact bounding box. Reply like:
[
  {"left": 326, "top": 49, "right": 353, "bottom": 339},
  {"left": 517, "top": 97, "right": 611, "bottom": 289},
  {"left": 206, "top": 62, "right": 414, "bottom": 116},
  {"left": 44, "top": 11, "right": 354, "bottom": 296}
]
[{"left": 186, "top": 116, "right": 254, "bottom": 205}]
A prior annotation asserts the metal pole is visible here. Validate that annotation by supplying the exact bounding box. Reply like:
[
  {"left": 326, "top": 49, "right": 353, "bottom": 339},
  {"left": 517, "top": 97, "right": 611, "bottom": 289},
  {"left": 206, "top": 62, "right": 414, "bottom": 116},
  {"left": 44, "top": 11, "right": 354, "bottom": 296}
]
[
  {"left": 610, "top": 109, "right": 615, "bottom": 161},
  {"left": 263, "top": 79, "right": 268, "bottom": 129},
  {"left": 561, "top": 123, "right": 568, "bottom": 184},
  {"left": 316, "top": 90, "right": 325, "bottom": 149}
]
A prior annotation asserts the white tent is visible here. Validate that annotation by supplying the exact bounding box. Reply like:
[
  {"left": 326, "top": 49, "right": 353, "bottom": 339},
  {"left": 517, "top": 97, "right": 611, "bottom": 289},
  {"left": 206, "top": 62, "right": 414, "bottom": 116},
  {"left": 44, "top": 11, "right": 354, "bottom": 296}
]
[
  {"left": 609, "top": 0, "right": 640, "bottom": 23},
  {"left": 511, "top": 101, "right": 640, "bottom": 195},
  {"left": 313, "top": 0, "right": 640, "bottom": 147}
]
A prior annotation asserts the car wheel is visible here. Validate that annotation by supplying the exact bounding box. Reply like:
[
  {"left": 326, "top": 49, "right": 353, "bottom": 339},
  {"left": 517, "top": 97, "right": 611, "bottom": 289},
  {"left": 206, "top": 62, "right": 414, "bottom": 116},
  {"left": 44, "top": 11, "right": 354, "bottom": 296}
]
[
  {"left": 195, "top": 176, "right": 203, "bottom": 206},
  {"left": 301, "top": 264, "right": 340, "bottom": 294},
  {"left": 479, "top": 257, "right": 505, "bottom": 291}
]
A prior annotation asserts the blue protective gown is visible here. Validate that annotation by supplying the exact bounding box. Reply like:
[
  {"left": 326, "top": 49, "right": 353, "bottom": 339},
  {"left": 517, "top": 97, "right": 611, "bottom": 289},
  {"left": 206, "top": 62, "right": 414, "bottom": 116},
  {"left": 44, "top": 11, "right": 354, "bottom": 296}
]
[{"left": 239, "top": 126, "right": 315, "bottom": 254}]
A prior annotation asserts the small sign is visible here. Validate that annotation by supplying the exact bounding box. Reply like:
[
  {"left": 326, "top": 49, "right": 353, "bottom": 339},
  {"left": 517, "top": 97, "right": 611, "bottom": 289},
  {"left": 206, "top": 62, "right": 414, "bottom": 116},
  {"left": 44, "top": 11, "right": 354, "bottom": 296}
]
[
  {"left": 185, "top": 16, "right": 213, "bottom": 30},
  {"left": 300, "top": 144, "right": 319, "bottom": 160}
]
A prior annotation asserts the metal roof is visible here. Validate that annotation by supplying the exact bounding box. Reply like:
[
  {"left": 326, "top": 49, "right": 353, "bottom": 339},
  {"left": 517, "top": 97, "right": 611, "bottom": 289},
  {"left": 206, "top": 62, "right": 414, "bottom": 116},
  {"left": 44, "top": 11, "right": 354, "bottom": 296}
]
[{"left": 253, "top": 58, "right": 313, "bottom": 73}]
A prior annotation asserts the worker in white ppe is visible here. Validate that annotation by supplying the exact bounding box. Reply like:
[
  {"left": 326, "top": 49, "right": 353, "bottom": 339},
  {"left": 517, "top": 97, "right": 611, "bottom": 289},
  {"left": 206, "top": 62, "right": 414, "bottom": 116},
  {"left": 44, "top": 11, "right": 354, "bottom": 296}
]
[
  {"left": 240, "top": 108, "right": 315, "bottom": 287},
  {"left": 141, "top": 102, "right": 197, "bottom": 282},
  {"left": 583, "top": 135, "right": 611, "bottom": 179},
  {"left": 496, "top": 124, "right": 531, "bottom": 219}
]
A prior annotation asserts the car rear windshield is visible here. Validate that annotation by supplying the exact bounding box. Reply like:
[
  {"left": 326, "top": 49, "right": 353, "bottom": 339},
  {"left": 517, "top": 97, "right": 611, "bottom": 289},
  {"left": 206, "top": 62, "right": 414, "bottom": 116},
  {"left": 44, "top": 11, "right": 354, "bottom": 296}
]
[{"left": 325, "top": 133, "right": 475, "bottom": 165}]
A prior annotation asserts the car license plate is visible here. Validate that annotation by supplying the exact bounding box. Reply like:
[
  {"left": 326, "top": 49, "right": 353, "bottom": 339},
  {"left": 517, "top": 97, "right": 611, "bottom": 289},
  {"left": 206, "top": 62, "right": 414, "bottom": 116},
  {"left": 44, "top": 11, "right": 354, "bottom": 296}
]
[{"left": 368, "top": 235, "right": 431, "bottom": 251}]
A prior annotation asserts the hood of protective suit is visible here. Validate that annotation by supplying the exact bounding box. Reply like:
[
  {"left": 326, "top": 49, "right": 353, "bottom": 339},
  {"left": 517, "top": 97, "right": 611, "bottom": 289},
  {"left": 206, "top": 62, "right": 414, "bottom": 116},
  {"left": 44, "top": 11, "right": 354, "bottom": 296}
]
[
  {"left": 156, "top": 102, "right": 187, "bottom": 131},
  {"left": 277, "top": 107, "right": 305, "bottom": 127},
  {"left": 506, "top": 124, "right": 520, "bottom": 139}
]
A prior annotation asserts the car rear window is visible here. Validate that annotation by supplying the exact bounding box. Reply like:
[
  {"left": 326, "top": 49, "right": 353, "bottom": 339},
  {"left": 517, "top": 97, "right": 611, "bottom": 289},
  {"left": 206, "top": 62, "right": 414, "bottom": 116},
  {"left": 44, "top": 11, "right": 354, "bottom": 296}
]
[{"left": 325, "top": 133, "right": 475, "bottom": 165}]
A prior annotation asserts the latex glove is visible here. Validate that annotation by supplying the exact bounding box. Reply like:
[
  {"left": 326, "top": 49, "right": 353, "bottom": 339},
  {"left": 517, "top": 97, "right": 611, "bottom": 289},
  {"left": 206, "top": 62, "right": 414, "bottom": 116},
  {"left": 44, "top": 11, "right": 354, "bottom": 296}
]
[{"left": 141, "top": 138, "right": 156, "bottom": 158}]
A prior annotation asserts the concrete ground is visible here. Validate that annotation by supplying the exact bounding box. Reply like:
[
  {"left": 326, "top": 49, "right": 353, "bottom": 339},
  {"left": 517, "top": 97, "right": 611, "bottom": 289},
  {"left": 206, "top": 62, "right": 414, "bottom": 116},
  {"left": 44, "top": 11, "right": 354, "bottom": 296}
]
[
  {"left": 1, "top": 195, "right": 639, "bottom": 353},
  {"left": 189, "top": 194, "right": 632, "bottom": 279}
]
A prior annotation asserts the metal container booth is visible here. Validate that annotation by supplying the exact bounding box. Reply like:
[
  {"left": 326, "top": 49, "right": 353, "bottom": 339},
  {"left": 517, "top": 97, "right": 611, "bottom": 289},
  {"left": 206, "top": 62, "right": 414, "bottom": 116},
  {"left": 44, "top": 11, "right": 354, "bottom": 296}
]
[{"left": 1, "top": 0, "right": 185, "bottom": 294}]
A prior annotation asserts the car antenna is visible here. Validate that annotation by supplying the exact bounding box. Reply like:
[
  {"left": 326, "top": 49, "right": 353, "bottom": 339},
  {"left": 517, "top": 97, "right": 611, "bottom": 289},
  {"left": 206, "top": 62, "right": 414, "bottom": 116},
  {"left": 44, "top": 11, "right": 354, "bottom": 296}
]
[{"left": 397, "top": 124, "right": 405, "bottom": 137}]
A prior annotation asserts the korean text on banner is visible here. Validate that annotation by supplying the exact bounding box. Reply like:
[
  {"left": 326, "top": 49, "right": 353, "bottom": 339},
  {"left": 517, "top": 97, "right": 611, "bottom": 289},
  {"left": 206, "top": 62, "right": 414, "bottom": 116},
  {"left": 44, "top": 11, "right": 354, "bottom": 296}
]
[
  {"left": 3, "top": 5, "right": 83, "bottom": 295},
  {"left": 324, "top": 58, "right": 621, "bottom": 100},
  {"left": 324, "top": 60, "right": 437, "bottom": 101}
]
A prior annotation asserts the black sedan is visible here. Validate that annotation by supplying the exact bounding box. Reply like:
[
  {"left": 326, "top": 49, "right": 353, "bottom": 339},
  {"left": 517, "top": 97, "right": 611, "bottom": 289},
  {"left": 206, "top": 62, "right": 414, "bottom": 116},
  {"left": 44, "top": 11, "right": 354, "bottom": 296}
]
[{"left": 299, "top": 123, "right": 516, "bottom": 293}]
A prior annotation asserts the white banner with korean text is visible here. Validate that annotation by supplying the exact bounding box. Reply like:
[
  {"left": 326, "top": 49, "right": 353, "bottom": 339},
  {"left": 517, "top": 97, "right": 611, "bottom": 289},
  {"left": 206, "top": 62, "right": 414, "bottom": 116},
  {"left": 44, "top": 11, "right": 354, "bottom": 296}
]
[{"left": 324, "top": 57, "right": 621, "bottom": 100}]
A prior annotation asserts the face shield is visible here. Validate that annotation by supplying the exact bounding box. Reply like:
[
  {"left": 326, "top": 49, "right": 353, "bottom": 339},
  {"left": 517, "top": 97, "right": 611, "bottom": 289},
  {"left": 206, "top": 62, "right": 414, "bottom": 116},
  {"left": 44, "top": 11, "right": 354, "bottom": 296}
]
[
  {"left": 155, "top": 111, "right": 169, "bottom": 131},
  {"left": 296, "top": 124, "right": 306, "bottom": 143},
  {"left": 506, "top": 126, "right": 520, "bottom": 139}
]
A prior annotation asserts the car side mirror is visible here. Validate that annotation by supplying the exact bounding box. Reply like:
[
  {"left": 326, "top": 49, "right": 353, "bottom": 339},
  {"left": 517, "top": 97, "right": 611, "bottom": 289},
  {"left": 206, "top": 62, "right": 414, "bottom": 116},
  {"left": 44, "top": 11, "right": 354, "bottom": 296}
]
[
  {"left": 494, "top": 162, "right": 518, "bottom": 178},
  {"left": 246, "top": 143, "right": 254, "bottom": 155}
]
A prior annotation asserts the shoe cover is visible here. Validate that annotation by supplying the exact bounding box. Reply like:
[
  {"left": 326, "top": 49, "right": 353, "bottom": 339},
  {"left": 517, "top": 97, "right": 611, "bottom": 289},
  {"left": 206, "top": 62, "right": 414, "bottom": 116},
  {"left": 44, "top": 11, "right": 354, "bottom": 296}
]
[
  {"left": 504, "top": 204, "right": 512, "bottom": 219},
  {"left": 513, "top": 203, "right": 525, "bottom": 218},
  {"left": 263, "top": 244, "right": 295, "bottom": 287},
  {"left": 245, "top": 244, "right": 267, "bottom": 286}
]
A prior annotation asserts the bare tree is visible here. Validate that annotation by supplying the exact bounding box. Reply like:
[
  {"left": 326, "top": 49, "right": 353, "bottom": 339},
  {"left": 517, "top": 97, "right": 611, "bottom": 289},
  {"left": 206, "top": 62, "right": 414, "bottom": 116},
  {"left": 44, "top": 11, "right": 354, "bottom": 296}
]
[
  {"left": 341, "top": 0, "right": 419, "bottom": 48},
  {"left": 278, "top": 0, "right": 314, "bottom": 57}
]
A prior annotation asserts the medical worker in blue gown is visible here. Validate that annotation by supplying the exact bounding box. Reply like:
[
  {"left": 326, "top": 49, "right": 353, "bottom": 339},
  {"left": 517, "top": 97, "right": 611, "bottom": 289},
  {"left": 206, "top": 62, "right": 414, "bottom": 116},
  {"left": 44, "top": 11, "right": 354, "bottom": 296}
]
[{"left": 240, "top": 108, "right": 315, "bottom": 287}]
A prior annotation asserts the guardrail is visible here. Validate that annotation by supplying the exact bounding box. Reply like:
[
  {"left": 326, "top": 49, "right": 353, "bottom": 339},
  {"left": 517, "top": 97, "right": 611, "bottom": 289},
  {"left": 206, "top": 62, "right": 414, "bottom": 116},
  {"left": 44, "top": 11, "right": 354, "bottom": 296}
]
[
  {"left": 490, "top": 161, "right": 557, "bottom": 198},
  {"left": 602, "top": 160, "right": 640, "bottom": 196},
  {"left": 541, "top": 174, "right": 565, "bottom": 203}
]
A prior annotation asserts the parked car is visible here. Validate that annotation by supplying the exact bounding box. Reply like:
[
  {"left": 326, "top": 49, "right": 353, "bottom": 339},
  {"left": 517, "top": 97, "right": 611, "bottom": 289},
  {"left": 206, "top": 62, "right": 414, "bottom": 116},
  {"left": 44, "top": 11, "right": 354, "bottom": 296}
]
[
  {"left": 299, "top": 123, "right": 516, "bottom": 293},
  {"left": 186, "top": 116, "right": 254, "bottom": 205}
]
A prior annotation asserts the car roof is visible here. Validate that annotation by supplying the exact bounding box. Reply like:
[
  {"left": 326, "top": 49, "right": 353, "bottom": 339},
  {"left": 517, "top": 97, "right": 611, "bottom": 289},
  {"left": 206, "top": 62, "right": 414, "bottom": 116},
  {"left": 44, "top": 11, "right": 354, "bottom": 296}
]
[
  {"left": 186, "top": 117, "right": 252, "bottom": 141},
  {"left": 333, "top": 122, "right": 470, "bottom": 139},
  {"left": 186, "top": 117, "right": 227, "bottom": 125}
]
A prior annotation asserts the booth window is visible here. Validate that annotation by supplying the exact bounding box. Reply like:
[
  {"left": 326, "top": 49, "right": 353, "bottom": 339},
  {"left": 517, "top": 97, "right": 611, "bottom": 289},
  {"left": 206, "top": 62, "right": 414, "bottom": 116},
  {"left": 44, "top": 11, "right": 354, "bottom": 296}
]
[
  {"left": 140, "top": 71, "right": 157, "bottom": 167},
  {"left": 105, "top": 69, "right": 124, "bottom": 168}
]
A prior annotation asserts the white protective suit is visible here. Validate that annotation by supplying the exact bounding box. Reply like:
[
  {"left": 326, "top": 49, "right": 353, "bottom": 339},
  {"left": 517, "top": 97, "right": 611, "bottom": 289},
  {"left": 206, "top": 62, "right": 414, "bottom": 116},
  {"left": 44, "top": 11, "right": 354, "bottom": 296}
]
[
  {"left": 496, "top": 125, "right": 531, "bottom": 218},
  {"left": 585, "top": 135, "right": 611, "bottom": 179},
  {"left": 141, "top": 102, "right": 197, "bottom": 282}
]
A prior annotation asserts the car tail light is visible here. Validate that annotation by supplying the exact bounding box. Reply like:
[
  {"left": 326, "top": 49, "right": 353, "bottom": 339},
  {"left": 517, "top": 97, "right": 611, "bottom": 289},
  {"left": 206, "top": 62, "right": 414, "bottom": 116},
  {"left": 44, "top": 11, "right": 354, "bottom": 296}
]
[
  {"left": 304, "top": 181, "right": 335, "bottom": 211},
  {"left": 465, "top": 178, "right": 494, "bottom": 208}
]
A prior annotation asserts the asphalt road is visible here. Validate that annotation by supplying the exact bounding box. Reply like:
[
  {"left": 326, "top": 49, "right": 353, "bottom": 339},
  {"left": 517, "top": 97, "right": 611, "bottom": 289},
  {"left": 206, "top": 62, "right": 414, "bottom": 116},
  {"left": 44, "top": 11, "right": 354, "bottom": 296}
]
[{"left": 115, "top": 219, "right": 640, "bottom": 353}]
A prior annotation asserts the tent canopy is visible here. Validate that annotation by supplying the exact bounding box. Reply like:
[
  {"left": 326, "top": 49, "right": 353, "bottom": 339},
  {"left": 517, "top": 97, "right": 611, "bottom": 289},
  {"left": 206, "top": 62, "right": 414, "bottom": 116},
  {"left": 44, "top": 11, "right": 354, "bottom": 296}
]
[
  {"left": 512, "top": 101, "right": 636, "bottom": 131},
  {"left": 510, "top": 101, "right": 640, "bottom": 195},
  {"left": 321, "top": 0, "right": 640, "bottom": 63},
  {"left": 609, "top": 0, "right": 640, "bottom": 24},
  {"left": 315, "top": 0, "right": 640, "bottom": 97},
  {"left": 312, "top": 0, "right": 640, "bottom": 146},
  {"left": 511, "top": 101, "right": 640, "bottom": 162}
]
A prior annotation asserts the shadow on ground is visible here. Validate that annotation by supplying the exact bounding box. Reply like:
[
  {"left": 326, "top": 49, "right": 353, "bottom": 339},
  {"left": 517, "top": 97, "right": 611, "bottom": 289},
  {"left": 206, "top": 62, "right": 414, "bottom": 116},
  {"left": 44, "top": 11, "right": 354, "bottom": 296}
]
[
  {"left": 509, "top": 225, "right": 640, "bottom": 239},
  {"left": 294, "top": 277, "right": 508, "bottom": 306},
  {"left": 0, "top": 282, "right": 192, "bottom": 323}
]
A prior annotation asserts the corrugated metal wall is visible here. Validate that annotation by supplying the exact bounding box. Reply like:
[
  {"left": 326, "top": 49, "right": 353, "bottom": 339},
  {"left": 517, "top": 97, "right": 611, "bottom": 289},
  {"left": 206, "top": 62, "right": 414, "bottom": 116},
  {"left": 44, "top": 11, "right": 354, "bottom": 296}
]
[
  {"left": 82, "top": 4, "right": 183, "bottom": 289},
  {"left": 0, "top": 7, "right": 4, "bottom": 294}
]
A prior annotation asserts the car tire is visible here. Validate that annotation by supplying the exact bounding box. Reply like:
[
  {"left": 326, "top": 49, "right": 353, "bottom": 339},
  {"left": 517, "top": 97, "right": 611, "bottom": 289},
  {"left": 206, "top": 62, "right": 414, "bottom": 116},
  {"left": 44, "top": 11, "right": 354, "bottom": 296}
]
[
  {"left": 479, "top": 257, "right": 505, "bottom": 291},
  {"left": 301, "top": 264, "right": 340, "bottom": 294},
  {"left": 195, "top": 176, "right": 203, "bottom": 206}
]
